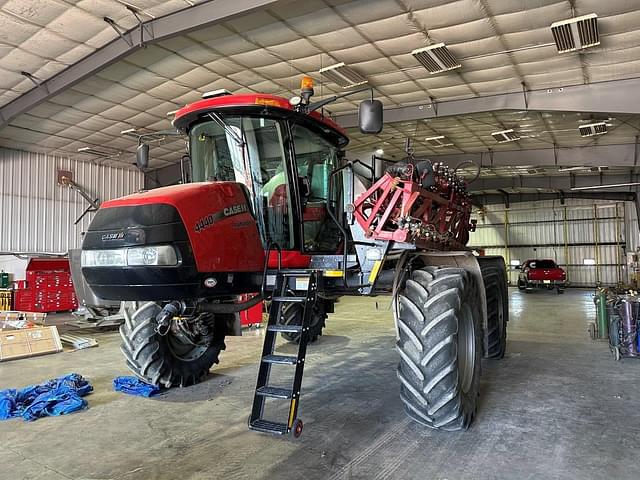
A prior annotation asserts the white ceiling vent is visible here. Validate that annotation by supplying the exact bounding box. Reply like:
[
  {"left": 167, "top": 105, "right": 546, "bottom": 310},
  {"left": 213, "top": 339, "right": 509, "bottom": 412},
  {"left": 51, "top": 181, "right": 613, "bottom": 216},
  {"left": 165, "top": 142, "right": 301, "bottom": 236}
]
[
  {"left": 578, "top": 121, "right": 607, "bottom": 137},
  {"left": 491, "top": 129, "right": 520, "bottom": 143},
  {"left": 551, "top": 13, "right": 599, "bottom": 53},
  {"left": 424, "top": 135, "right": 453, "bottom": 147},
  {"left": 319, "top": 62, "right": 368, "bottom": 89},
  {"left": 411, "top": 43, "right": 461, "bottom": 74}
]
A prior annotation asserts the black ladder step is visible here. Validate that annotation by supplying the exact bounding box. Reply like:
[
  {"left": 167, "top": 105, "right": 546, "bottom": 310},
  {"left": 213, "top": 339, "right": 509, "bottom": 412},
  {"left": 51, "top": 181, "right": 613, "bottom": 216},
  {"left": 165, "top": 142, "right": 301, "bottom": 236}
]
[
  {"left": 267, "top": 324, "right": 303, "bottom": 333},
  {"left": 256, "top": 386, "right": 293, "bottom": 399},
  {"left": 271, "top": 296, "right": 307, "bottom": 303},
  {"left": 249, "top": 419, "right": 289, "bottom": 435},
  {"left": 262, "top": 354, "right": 298, "bottom": 365}
]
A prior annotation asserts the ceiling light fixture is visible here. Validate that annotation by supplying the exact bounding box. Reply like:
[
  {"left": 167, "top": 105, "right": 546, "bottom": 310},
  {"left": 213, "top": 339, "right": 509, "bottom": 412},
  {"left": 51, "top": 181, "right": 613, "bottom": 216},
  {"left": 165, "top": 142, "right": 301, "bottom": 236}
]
[
  {"left": 558, "top": 165, "right": 609, "bottom": 172},
  {"left": 491, "top": 129, "right": 520, "bottom": 143},
  {"left": 202, "top": 89, "right": 231, "bottom": 99},
  {"left": 77, "top": 146, "right": 120, "bottom": 158},
  {"left": 571, "top": 182, "right": 640, "bottom": 191},
  {"left": 551, "top": 13, "right": 599, "bottom": 53},
  {"left": 578, "top": 121, "right": 607, "bottom": 137},
  {"left": 412, "top": 43, "right": 461, "bottom": 74},
  {"left": 319, "top": 62, "right": 368, "bottom": 89},
  {"left": 424, "top": 135, "right": 454, "bottom": 147}
]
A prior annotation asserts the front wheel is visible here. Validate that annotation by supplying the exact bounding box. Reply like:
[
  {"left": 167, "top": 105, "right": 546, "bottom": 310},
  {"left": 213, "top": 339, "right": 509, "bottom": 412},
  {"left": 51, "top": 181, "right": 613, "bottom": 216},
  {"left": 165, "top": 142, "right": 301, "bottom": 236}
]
[
  {"left": 120, "top": 302, "right": 226, "bottom": 388},
  {"left": 279, "top": 301, "right": 327, "bottom": 344},
  {"left": 395, "top": 266, "right": 482, "bottom": 430}
]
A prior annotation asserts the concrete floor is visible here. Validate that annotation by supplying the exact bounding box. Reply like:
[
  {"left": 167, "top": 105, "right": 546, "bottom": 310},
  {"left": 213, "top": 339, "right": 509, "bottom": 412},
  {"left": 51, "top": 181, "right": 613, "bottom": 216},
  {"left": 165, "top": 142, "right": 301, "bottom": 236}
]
[{"left": 1, "top": 289, "right": 639, "bottom": 480}]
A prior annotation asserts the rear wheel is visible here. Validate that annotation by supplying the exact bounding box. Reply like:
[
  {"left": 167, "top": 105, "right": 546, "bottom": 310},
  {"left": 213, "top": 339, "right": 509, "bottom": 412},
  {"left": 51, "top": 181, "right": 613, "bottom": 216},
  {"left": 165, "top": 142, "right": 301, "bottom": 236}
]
[
  {"left": 517, "top": 278, "right": 526, "bottom": 291},
  {"left": 479, "top": 259, "right": 508, "bottom": 359},
  {"left": 120, "top": 302, "right": 226, "bottom": 388},
  {"left": 395, "top": 266, "right": 481, "bottom": 430},
  {"left": 279, "top": 301, "right": 327, "bottom": 343}
]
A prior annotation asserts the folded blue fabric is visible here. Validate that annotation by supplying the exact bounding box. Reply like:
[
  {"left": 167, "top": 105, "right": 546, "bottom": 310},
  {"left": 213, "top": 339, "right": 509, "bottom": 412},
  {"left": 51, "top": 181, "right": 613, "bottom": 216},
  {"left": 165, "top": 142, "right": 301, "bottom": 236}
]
[
  {"left": 113, "top": 376, "right": 160, "bottom": 397},
  {"left": 0, "top": 373, "right": 93, "bottom": 421}
]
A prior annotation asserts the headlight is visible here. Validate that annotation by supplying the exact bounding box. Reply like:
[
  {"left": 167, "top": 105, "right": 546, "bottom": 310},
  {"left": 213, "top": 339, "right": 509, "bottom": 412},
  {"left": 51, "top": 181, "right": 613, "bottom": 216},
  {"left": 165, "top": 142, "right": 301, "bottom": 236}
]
[
  {"left": 127, "top": 246, "right": 178, "bottom": 266},
  {"left": 82, "top": 246, "right": 178, "bottom": 267},
  {"left": 82, "top": 249, "right": 126, "bottom": 267}
]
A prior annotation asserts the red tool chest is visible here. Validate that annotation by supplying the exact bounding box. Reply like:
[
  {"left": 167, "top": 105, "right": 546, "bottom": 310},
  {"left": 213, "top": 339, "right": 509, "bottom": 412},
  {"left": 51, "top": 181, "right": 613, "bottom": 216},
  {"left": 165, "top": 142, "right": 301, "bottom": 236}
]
[
  {"left": 13, "top": 258, "right": 78, "bottom": 313},
  {"left": 238, "top": 293, "right": 264, "bottom": 327}
]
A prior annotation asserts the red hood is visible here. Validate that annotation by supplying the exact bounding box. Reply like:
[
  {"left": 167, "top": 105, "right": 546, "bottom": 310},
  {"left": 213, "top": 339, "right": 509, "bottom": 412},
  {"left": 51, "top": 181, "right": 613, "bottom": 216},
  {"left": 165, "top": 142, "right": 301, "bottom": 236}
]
[{"left": 101, "top": 182, "right": 242, "bottom": 209}]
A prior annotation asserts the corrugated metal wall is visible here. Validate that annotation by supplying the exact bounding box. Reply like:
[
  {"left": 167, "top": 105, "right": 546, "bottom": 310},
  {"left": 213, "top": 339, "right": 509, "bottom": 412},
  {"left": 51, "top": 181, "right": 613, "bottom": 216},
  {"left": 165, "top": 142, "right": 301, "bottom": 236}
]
[
  {"left": 0, "top": 148, "right": 143, "bottom": 254},
  {"left": 469, "top": 198, "right": 639, "bottom": 287}
]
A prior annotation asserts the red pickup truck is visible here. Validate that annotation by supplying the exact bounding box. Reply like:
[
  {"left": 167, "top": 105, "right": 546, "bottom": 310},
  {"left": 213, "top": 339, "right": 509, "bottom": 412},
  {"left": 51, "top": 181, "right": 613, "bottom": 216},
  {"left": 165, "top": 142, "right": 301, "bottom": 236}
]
[{"left": 517, "top": 259, "right": 566, "bottom": 294}]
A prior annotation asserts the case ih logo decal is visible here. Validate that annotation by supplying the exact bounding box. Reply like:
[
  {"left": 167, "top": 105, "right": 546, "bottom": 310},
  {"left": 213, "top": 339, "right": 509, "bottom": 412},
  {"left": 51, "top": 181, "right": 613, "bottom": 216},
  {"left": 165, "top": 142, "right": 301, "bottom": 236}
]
[
  {"left": 195, "top": 203, "right": 249, "bottom": 233},
  {"left": 102, "top": 232, "right": 125, "bottom": 241}
]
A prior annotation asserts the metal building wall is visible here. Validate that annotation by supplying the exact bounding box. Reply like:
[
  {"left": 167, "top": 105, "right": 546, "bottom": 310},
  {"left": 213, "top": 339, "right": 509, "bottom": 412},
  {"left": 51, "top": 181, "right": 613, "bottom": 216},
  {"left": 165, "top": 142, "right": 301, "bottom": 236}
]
[
  {"left": 469, "top": 198, "right": 637, "bottom": 287},
  {"left": 0, "top": 148, "right": 143, "bottom": 254}
]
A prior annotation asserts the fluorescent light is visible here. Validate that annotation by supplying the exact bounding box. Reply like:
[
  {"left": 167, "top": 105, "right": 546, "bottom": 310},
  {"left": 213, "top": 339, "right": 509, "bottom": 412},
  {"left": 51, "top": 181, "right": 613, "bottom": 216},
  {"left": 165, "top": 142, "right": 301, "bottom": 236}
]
[
  {"left": 578, "top": 121, "right": 607, "bottom": 137},
  {"left": 166, "top": 110, "right": 178, "bottom": 117},
  {"left": 412, "top": 43, "right": 461, "bottom": 74},
  {"left": 319, "top": 62, "right": 368, "bottom": 89},
  {"left": 202, "top": 89, "right": 231, "bottom": 99},
  {"left": 571, "top": 182, "right": 640, "bottom": 191},
  {"left": 424, "top": 135, "right": 453, "bottom": 147},
  {"left": 510, "top": 259, "right": 521, "bottom": 266},
  {"left": 551, "top": 13, "right": 599, "bottom": 53},
  {"left": 491, "top": 129, "right": 520, "bottom": 143},
  {"left": 583, "top": 258, "right": 596, "bottom": 265},
  {"left": 120, "top": 128, "right": 137, "bottom": 135},
  {"left": 558, "top": 165, "right": 609, "bottom": 172}
]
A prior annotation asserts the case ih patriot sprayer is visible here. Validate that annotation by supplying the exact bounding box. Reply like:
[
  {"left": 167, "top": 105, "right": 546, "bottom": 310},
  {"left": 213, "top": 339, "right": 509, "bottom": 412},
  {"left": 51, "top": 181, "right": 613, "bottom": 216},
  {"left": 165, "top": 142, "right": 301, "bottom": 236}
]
[{"left": 81, "top": 78, "right": 508, "bottom": 436}]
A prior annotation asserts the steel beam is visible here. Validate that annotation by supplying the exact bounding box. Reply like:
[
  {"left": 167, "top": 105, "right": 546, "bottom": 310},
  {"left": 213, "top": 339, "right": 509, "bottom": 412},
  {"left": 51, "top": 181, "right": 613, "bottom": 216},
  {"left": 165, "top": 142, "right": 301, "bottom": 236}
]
[
  {"left": 336, "top": 77, "right": 640, "bottom": 128},
  {"left": 421, "top": 143, "right": 637, "bottom": 168},
  {"left": 473, "top": 191, "right": 637, "bottom": 206},
  {"left": 0, "top": 0, "right": 282, "bottom": 129},
  {"left": 470, "top": 172, "right": 639, "bottom": 192}
]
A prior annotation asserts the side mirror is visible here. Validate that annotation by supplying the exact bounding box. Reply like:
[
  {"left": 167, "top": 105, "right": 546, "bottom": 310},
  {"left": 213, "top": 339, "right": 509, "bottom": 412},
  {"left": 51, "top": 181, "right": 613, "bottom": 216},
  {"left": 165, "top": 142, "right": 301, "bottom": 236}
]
[
  {"left": 136, "top": 143, "right": 149, "bottom": 170},
  {"left": 359, "top": 99, "right": 383, "bottom": 134}
]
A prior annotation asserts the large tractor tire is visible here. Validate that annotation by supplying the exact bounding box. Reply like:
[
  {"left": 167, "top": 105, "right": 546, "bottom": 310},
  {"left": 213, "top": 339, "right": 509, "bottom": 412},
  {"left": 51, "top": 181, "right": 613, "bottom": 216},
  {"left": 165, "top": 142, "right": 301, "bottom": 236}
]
[
  {"left": 395, "top": 266, "right": 482, "bottom": 431},
  {"left": 279, "top": 301, "right": 327, "bottom": 344},
  {"left": 478, "top": 259, "right": 508, "bottom": 359},
  {"left": 120, "top": 302, "right": 226, "bottom": 388}
]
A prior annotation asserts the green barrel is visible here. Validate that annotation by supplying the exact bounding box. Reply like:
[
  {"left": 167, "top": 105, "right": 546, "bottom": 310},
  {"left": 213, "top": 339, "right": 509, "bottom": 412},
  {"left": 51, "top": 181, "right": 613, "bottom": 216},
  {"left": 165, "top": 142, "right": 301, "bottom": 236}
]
[{"left": 595, "top": 289, "right": 609, "bottom": 339}]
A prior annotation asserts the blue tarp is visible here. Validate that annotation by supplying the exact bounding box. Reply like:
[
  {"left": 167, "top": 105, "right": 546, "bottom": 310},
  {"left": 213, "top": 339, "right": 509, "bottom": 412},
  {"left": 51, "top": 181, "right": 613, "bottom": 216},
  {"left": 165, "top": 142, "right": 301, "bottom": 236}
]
[
  {"left": 0, "top": 373, "right": 93, "bottom": 421},
  {"left": 112, "top": 376, "right": 160, "bottom": 397}
]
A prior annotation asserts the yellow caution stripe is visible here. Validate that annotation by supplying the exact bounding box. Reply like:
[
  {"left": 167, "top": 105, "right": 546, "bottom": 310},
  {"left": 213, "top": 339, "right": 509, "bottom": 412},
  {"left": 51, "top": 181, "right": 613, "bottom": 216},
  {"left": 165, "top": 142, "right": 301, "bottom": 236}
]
[
  {"left": 288, "top": 398, "right": 297, "bottom": 428},
  {"left": 323, "top": 270, "right": 344, "bottom": 277},
  {"left": 368, "top": 260, "right": 382, "bottom": 284}
]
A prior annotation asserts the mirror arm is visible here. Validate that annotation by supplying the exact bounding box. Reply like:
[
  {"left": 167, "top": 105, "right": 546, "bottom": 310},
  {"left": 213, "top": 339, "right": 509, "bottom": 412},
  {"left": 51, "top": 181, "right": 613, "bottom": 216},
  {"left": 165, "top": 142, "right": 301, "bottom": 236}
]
[{"left": 306, "top": 85, "right": 372, "bottom": 113}]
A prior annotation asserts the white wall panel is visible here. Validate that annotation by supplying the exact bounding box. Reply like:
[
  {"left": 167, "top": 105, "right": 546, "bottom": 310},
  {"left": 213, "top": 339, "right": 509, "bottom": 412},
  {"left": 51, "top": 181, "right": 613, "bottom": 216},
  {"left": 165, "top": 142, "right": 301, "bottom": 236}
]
[
  {"left": 469, "top": 198, "right": 636, "bottom": 287},
  {"left": 0, "top": 148, "right": 143, "bottom": 277}
]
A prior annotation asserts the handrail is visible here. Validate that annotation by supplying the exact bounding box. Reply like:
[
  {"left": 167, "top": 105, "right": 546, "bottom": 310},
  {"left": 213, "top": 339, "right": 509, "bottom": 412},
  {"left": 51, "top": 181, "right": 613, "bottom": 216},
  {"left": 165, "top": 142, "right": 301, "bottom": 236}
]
[{"left": 261, "top": 241, "right": 282, "bottom": 299}]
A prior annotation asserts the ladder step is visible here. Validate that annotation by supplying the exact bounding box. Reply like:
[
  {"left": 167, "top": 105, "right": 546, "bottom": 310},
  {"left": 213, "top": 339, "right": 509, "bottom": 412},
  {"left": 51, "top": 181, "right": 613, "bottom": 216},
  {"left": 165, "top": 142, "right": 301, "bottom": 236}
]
[
  {"left": 262, "top": 354, "right": 298, "bottom": 365},
  {"left": 267, "top": 324, "right": 303, "bottom": 333},
  {"left": 249, "top": 419, "right": 289, "bottom": 435},
  {"left": 271, "top": 296, "right": 306, "bottom": 303},
  {"left": 256, "top": 386, "right": 293, "bottom": 399}
]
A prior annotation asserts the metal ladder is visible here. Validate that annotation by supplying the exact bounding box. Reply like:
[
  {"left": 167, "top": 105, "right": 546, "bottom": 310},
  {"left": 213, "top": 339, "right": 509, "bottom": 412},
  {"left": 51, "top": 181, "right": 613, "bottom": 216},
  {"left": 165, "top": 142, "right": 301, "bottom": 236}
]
[{"left": 248, "top": 270, "right": 318, "bottom": 438}]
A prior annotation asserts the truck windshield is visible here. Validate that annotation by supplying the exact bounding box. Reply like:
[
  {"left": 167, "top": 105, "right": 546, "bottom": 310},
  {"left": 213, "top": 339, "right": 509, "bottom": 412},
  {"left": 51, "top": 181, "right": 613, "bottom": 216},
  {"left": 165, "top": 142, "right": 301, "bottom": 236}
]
[{"left": 189, "top": 116, "right": 295, "bottom": 249}]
